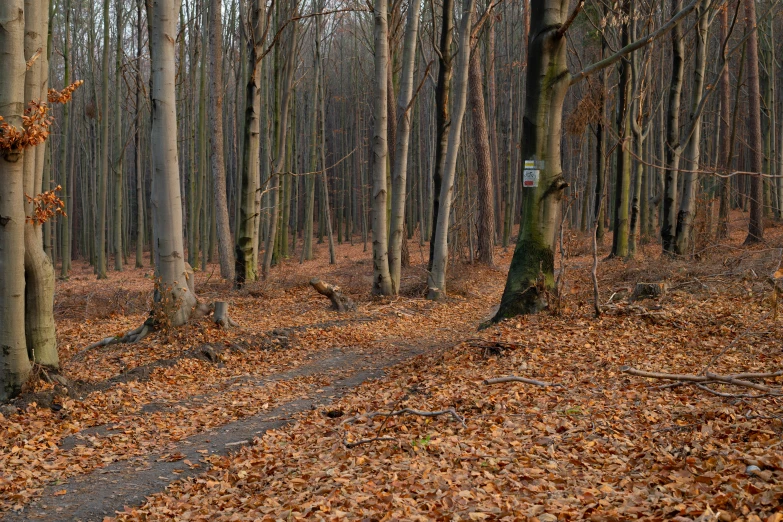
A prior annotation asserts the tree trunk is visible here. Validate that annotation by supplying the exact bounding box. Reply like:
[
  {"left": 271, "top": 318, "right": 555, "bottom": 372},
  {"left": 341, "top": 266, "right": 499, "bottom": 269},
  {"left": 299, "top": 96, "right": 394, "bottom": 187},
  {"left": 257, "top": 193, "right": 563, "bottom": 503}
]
[
  {"left": 114, "top": 0, "right": 124, "bottom": 272},
  {"left": 147, "top": 0, "right": 197, "bottom": 326},
  {"left": 370, "top": 0, "right": 394, "bottom": 295},
  {"left": 673, "top": 0, "right": 709, "bottom": 256},
  {"left": 235, "top": 0, "right": 264, "bottom": 287},
  {"left": 208, "top": 0, "right": 236, "bottom": 279},
  {"left": 661, "top": 0, "right": 685, "bottom": 253},
  {"left": 23, "top": 0, "right": 58, "bottom": 368},
  {"left": 0, "top": 0, "right": 32, "bottom": 400},
  {"left": 428, "top": 0, "right": 454, "bottom": 269},
  {"left": 388, "top": 0, "right": 421, "bottom": 293},
  {"left": 469, "top": 10, "right": 496, "bottom": 267},
  {"left": 96, "top": 0, "right": 110, "bottom": 279},
  {"left": 60, "top": 0, "right": 73, "bottom": 277},
  {"left": 427, "top": 0, "right": 475, "bottom": 300},
  {"left": 611, "top": 0, "right": 631, "bottom": 258},
  {"left": 744, "top": 0, "right": 763, "bottom": 243},
  {"left": 261, "top": 0, "right": 297, "bottom": 278}
]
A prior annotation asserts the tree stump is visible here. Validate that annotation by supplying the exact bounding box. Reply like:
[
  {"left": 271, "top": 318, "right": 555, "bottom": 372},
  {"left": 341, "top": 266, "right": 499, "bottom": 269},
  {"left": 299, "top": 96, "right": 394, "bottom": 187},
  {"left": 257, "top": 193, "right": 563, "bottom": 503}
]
[
  {"left": 630, "top": 282, "right": 667, "bottom": 301},
  {"left": 213, "top": 301, "right": 238, "bottom": 328},
  {"left": 309, "top": 278, "right": 356, "bottom": 312}
]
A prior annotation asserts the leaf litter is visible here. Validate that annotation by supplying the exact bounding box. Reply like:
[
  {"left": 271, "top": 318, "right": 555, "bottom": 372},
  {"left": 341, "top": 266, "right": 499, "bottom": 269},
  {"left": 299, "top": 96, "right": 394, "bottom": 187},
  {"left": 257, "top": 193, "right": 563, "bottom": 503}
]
[{"left": 2, "top": 228, "right": 783, "bottom": 521}]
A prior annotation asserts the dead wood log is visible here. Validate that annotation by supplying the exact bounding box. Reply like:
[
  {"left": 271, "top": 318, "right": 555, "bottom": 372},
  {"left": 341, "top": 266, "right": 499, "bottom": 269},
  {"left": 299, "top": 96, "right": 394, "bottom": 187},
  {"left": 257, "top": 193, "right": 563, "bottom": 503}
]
[
  {"left": 483, "top": 376, "right": 561, "bottom": 387},
  {"left": 630, "top": 282, "right": 667, "bottom": 301},
  {"left": 309, "top": 278, "right": 356, "bottom": 312}
]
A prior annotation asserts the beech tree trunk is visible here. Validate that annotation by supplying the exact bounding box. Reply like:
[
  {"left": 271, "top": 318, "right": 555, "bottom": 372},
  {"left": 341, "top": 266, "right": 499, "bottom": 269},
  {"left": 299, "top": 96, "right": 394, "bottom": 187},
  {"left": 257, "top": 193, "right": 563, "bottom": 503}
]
[
  {"left": 261, "top": 1, "right": 297, "bottom": 278},
  {"left": 235, "top": 0, "right": 264, "bottom": 288},
  {"left": 673, "top": 0, "right": 709, "bottom": 255},
  {"left": 370, "top": 0, "right": 393, "bottom": 295},
  {"left": 661, "top": 0, "right": 685, "bottom": 253},
  {"left": 60, "top": 0, "right": 72, "bottom": 278},
  {"left": 209, "top": 0, "right": 236, "bottom": 279},
  {"left": 24, "top": 0, "right": 58, "bottom": 368},
  {"left": 95, "top": 0, "right": 109, "bottom": 279},
  {"left": 427, "top": 0, "right": 476, "bottom": 300},
  {"left": 388, "top": 0, "right": 421, "bottom": 294},
  {"left": 428, "top": 0, "right": 455, "bottom": 270},
  {"left": 744, "top": 0, "right": 763, "bottom": 243},
  {"left": 114, "top": 0, "right": 123, "bottom": 272},
  {"left": 148, "top": 0, "right": 197, "bottom": 326},
  {"left": 0, "top": 0, "right": 32, "bottom": 400}
]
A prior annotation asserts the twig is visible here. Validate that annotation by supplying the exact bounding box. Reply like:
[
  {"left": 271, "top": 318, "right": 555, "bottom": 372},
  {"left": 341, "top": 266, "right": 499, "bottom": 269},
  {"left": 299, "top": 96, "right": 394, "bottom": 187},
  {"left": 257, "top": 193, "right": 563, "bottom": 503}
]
[
  {"left": 483, "top": 376, "right": 560, "bottom": 387},
  {"left": 344, "top": 436, "right": 397, "bottom": 448}
]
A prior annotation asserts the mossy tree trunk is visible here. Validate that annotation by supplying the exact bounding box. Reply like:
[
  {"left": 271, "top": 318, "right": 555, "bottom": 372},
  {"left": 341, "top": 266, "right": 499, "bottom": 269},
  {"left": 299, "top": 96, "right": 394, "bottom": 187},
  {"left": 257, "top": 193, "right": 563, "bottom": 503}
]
[{"left": 492, "top": 0, "right": 570, "bottom": 319}]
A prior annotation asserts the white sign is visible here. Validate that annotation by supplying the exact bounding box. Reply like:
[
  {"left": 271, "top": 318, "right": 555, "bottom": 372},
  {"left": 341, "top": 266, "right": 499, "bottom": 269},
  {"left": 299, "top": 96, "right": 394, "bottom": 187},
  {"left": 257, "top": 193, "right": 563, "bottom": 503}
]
[{"left": 523, "top": 168, "right": 539, "bottom": 188}]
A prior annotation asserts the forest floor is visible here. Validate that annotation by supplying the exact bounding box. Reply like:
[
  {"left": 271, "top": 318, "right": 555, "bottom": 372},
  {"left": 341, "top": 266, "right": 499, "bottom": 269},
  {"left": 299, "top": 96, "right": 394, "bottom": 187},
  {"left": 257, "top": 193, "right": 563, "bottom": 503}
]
[{"left": 2, "top": 214, "right": 783, "bottom": 521}]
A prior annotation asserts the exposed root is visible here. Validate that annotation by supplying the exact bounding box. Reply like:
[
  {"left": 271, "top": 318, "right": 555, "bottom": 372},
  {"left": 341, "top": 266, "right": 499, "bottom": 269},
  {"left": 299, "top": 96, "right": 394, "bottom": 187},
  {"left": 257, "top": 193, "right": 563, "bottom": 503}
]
[{"left": 75, "top": 300, "right": 240, "bottom": 360}]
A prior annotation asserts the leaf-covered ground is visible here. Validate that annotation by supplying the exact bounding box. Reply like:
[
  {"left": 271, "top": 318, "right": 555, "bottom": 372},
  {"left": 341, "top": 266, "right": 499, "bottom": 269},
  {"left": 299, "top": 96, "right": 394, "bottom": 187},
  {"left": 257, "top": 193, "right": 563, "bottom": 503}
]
[{"left": 3, "top": 218, "right": 783, "bottom": 521}]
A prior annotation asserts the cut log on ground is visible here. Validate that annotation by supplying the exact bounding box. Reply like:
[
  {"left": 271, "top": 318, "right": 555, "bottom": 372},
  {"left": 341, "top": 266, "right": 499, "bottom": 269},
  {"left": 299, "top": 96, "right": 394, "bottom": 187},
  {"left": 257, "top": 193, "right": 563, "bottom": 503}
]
[
  {"left": 630, "top": 282, "right": 667, "bottom": 301},
  {"left": 309, "top": 278, "right": 356, "bottom": 312}
]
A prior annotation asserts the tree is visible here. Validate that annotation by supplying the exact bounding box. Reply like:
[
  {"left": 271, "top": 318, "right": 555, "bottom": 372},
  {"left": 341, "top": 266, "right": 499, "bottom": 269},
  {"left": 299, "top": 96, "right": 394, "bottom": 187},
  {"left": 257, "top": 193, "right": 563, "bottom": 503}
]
[
  {"left": 235, "top": 0, "right": 265, "bottom": 288},
  {"left": 743, "top": 0, "right": 763, "bottom": 243},
  {"left": 427, "top": 0, "right": 476, "bottom": 299},
  {"left": 24, "top": 0, "right": 58, "bottom": 368},
  {"left": 148, "top": 0, "right": 197, "bottom": 326},
  {"left": 388, "top": 0, "right": 422, "bottom": 293},
  {"left": 96, "top": 0, "right": 109, "bottom": 279},
  {"left": 209, "top": 0, "right": 236, "bottom": 280},
  {"left": 0, "top": 0, "right": 32, "bottom": 400},
  {"left": 492, "top": 0, "right": 699, "bottom": 320},
  {"left": 468, "top": 3, "right": 496, "bottom": 267},
  {"left": 370, "top": 0, "right": 394, "bottom": 295}
]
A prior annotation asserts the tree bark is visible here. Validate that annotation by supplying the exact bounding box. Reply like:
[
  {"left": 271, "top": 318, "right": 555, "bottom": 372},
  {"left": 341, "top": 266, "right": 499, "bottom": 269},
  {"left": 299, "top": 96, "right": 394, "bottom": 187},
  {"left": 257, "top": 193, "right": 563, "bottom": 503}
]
[
  {"left": 468, "top": 12, "right": 496, "bottom": 266},
  {"left": 427, "top": 0, "right": 476, "bottom": 300},
  {"left": 388, "top": 0, "right": 421, "bottom": 293},
  {"left": 95, "top": 0, "right": 110, "bottom": 279},
  {"left": 744, "top": 0, "right": 763, "bottom": 243},
  {"left": 148, "top": 0, "right": 197, "bottom": 326},
  {"left": 23, "top": 0, "right": 58, "bottom": 368},
  {"left": 0, "top": 0, "right": 33, "bottom": 400},
  {"left": 661, "top": 0, "right": 685, "bottom": 253},
  {"left": 370, "top": 0, "right": 394, "bottom": 295},
  {"left": 428, "top": 0, "right": 454, "bottom": 270},
  {"left": 208, "top": 0, "right": 235, "bottom": 280},
  {"left": 114, "top": 0, "right": 124, "bottom": 272},
  {"left": 235, "top": 0, "right": 264, "bottom": 288},
  {"left": 673, "top": 0, "right": 709, "bottom": 255},
  {"left": 611, "top": 0, "right": 631, "bottom": 258}
]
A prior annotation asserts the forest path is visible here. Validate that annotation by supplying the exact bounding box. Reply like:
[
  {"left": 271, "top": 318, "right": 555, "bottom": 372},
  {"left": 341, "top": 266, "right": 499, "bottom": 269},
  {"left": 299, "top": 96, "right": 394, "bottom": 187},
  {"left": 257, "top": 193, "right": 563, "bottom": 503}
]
[{"left": 5, "top": 326, "right": 477, "bottom": 522}]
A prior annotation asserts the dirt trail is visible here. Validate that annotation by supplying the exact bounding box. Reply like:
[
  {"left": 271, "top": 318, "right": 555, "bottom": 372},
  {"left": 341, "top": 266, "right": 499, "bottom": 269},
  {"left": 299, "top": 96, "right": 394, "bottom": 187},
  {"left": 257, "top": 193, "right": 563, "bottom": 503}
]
[{"left": 4, "top": 339, "right": 445, "bottom": 522}]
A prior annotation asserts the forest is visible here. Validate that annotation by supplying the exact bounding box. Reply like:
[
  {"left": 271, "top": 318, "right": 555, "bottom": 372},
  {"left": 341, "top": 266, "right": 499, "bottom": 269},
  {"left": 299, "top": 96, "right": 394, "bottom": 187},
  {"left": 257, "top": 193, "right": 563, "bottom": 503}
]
[{"left": 1, "top": 0, "right": 783, "bottom": 518}]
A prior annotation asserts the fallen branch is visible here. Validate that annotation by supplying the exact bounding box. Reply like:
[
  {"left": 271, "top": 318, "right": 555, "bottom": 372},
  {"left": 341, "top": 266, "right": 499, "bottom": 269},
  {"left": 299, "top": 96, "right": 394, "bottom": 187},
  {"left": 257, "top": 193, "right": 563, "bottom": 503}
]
[
  {"left": 309, "top": 278, "right": 356, "bottom": 312},
  {"left": 483, "top": 376, "right": 560, "bottom": 387},
  {"left": 343, "top": 436, "right": 397, "bottom": 448},
  {"left": 621, "top": 366, "right": 783, "bottom": 396}
]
